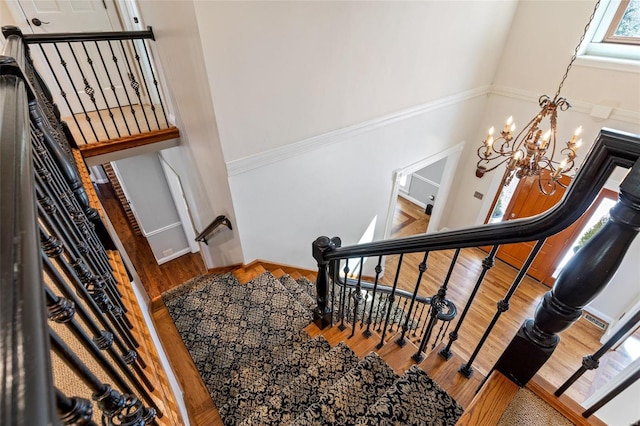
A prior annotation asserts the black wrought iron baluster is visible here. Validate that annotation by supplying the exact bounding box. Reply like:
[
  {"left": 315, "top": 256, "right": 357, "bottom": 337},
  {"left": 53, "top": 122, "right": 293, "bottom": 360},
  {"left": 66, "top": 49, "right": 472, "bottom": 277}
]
[
  {"left": 46, "top": 287, "right": 137, "bottom": 394},
  {"left": 55, "top": 388, "right": 96, "bottom": 426},
  {"left": 119, "top": 39, "right": 151, "bottom": 131},
  {"left": 49, "top": 329, "right": 160, "bottom": 424},
  {"left": 440, "top": 245, "right": 498, "bottom": 360},
  {"left": 35, "top": 165, "right": 128, "bottom": 320},
  {"left": 82, "top": 41, "right": 120, "bottom": 138},
  {"left": 413, "top": 302, "right": 427, "bottom": 339},
  {"left": 390, "top": 299, "right": 403, "bottom": 333},
  {"left": 397, "top": 251, "right": 430, "bottom": 346},
  {"left": 52, "top": 43, "right": 99, "bottom": 141},
  {"left": 41, "top": 251, "right": 147, "bottom": 371},
  {"left": 413, "top": 250, "right": 459, "bottom": 362},
  {"left": 67, "top": 41, "right": 110, "bottom": 138},
  {"left": 377, "top": 254, "right": 404, "bottom": 349},
  {"left": 45, "top": 285, "right": 157, "bottom": 411},
  {"left": 140, "top": 40, "right": 168, "bottom": 126},
  {"left": 39, "top": 223, "right": 140, "bottom": 354},
  {"left": 94, "top": 41, "right": 131, "bottom": 136},
  {"left": 359, "top": 290, "right": 368, "bottom": 328},
  {"left": 45, "top": 258, "right": 156, "bottom": 398},
  {"left": 363, "top": 256, "right": 383, "bottom": 338},
  {"left": 556, "top": 309, "right": 640, "bottom": 397},
  {"left": 108, "top": 40, "right": 140, "bottom": 133},
  {"left": 130, "top": 39, "right": 160, "bottom": 129},
  {"left": 350, "top": 259, "right": 364, "bottom": 338},
  {"left": 460, "top": 239, "right": 545, "bottom": 378},
  {"left": 36, "top": 44, "right": 88, "bottom": 144},
  {"left": 375, "top": 293, "right": 388, "bottom": 332},
  {"left": 338, "top": 259, "right": 349, "bottom": 331}
]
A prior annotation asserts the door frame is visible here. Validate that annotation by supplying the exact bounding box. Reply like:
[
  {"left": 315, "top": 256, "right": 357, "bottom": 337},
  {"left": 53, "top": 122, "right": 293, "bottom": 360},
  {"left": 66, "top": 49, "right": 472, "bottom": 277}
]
[{"left": 383, "top": 141, "right": 465, "bottom": 240}]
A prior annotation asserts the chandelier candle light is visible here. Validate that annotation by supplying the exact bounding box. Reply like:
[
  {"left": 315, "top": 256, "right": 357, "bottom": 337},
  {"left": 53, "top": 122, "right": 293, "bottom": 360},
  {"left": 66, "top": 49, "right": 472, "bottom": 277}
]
[{"left": 476, "top": 0, "right": 600, "bottom": 196}]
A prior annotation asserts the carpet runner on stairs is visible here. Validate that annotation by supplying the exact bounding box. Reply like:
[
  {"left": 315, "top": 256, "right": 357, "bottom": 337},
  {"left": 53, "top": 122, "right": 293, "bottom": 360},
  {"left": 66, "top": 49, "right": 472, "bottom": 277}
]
[{"left": 162, "top": 270, "right": 463, "bottom": 425}]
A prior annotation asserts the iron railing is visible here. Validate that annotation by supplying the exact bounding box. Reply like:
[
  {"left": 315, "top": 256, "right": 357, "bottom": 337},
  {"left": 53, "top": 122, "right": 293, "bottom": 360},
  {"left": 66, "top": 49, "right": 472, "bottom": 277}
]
[
  {"left": 1, "top": 30, "right": 161, "bottom": 425},
  {"left": 3, "top": 25, "right": 171, "bottom": 145},
  {"left": 313, "top": 128, "right": 640, "bottom": 415}
]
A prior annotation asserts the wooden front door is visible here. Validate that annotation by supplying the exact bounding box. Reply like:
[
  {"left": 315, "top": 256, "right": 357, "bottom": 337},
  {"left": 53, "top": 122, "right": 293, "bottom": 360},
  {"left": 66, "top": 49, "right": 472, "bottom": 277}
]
[{"left": 495, "top": 171, "right": 615, "bottom": 287}]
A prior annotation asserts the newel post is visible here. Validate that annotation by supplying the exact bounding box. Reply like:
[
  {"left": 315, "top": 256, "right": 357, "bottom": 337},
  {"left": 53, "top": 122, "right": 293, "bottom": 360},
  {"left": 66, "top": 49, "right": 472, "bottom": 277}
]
[
  {"left": 495, "top": 159, "right": 640, "bottom": 386},
  {"left": 312, "top": 236, "right": 339, "bottom": 329}
]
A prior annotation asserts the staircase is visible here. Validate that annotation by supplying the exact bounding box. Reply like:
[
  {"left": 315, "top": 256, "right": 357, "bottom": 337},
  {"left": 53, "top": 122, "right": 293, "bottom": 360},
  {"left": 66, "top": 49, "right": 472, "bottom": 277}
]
[{"left": 160, "top": 265, "right": 466, "bottom": 425}]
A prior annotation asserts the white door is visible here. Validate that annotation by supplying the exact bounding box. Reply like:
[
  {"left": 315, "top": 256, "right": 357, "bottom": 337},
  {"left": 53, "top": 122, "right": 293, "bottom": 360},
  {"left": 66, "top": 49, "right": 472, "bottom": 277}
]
[{"left": 12, "top": 0, "right": 145, "bottom": 115}]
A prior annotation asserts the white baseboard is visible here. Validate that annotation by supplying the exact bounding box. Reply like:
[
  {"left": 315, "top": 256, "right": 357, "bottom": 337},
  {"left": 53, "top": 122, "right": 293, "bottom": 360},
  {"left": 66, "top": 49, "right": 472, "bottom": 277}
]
[
  {"left": 398, "top": 192, "right": 427, "bottom": 210},
  {"left": 156, "top": 247, "right": 191, "bottom": 265},
  {"left": 583, "top": 306, "right": 613, "bottom": 326}
]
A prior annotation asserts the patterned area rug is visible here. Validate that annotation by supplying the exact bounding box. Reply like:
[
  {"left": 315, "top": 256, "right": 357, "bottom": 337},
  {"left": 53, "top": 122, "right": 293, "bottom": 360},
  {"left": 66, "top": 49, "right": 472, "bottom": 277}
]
[
  {"left": 162, "top": 272, "right": 312, "bottom": 407},
  {"left": 163, "top": 271, "right": 464, "bottom": 425}
]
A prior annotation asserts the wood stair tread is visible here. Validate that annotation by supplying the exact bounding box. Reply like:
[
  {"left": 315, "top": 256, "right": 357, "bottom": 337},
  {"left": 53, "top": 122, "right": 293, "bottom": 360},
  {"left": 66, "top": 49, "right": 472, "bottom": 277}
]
[{"left": 418, "top": 343, "right": 485, "bottom": 409}]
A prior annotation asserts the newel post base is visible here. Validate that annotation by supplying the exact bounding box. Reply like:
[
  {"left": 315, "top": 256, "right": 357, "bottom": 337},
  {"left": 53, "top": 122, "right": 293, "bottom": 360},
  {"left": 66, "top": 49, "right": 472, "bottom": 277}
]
[
  {"left": 312, "top": 236, "right": 339, "bottom": 330},
  {"left": 495, "top": 159, "right": 640, "bottom": 387}
]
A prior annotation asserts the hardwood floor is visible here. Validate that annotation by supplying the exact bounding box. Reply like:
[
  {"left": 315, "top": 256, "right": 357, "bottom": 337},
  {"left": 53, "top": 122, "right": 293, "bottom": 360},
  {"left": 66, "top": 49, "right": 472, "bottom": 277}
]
[
  {"left": 385, "top": 196, "right": 636, "bottom": 405},
  {"left": 95, "top": 182, "right": 206, "bottom": 302}
]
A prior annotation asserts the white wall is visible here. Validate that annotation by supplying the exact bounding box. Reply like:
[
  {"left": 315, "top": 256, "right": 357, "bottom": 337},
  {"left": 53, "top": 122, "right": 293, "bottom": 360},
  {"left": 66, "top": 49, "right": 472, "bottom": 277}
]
[
  {"left": 195, "top": 1, "right": 518, "bottom": 162},
  {"left": 190, "top": 1, "right": 517, "bottom": 268},
  {"left": 113, "top": 153, "right": 191, "bottom": 264},
  {"left": 135, "top": 0, "right": 244, "bottom": 267}
]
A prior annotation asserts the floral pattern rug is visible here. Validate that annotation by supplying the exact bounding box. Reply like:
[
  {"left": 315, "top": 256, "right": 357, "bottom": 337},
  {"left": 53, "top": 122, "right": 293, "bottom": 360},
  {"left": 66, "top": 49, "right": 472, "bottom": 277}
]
[{"left": 163, "top": 271, "right": 463, "bottom": 425}]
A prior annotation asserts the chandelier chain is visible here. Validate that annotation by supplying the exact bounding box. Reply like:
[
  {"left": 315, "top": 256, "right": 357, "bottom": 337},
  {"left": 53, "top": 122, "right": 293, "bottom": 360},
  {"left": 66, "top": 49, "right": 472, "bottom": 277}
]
[{"left": 554, "top": 0, "right": 602, "bottom": 99}]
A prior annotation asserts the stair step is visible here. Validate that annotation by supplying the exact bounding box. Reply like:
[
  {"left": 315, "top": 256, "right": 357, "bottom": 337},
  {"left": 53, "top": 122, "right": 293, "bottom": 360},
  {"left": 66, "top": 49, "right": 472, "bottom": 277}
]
[
  {"left": 294, "top": 352, "right": 399, "bottom": 425},
  {"left": 356, "top": 365, "right": 464, "bottom": 426},
  {"left": 233, "top": 264, "right": 267, "bottom": 284},
  {"left": 289, "top": 270, "right": 303, "bottom": 280},
  {"left": 296, "top": 276, "right": 317, "bottom": 299},
  {"left": 306, "top": 322, "right": 380, "bottom": 359},
  {"left": 241, "top": 342, "right": 359, "bottom": 425},
  {"left": 279, "top": 274, "right": 316, "bottom": 311},
  {"left": 271, "top": 268, "right": 286, "bottom": 278},
  {"left": 375, "top": 332, "right": 422, "bottom": 375},
  {"left": 220, "top": 335, "right": 332, "bottom": 425},
  {"left": 418, "top": 343, "right": 485, "bottom": 409}
]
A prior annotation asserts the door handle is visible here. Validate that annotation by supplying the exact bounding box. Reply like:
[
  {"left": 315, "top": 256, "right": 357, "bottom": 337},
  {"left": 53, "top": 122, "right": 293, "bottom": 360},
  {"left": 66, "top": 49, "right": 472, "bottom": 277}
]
[
  {"left": 31, "top": 18, "right": 50, "bottom": 26},
  {"left": 510, "top": 213, "right": 516, "bottom": 218}
]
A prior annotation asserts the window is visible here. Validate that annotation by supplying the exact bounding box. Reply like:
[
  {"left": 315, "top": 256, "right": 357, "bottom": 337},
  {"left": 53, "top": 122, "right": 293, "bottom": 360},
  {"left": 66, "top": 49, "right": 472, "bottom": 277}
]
[
  {"left": 604, "top": 0, "right": 640, "bottom": 45},
  {"left": 580, "top": 0, "right": 640, "bottom": 63}
]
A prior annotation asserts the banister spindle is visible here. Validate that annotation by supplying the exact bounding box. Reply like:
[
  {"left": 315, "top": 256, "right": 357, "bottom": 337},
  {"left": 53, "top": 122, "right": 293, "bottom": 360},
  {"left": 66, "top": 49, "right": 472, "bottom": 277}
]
[
  {"left": 460, "top": 239, "right": 544, "bottom": 378},
  {"left": 397, "top": 251, "right": 429, "bottom": 347},
  {"left": 363, "top": 256, "right": 383, "bottom": 338},
  {"left": 440, "top": 245, "right": 498, "bottom": 360},
  {"left": 350, "top": 259, "right": 364, "bottom": 338},
  {"left": 495, "top": 160, "right": 640, "bottom": 386},
  {"left": 377, "top": 254, "right": 404, "bottom": 349},
  {"left": 339, "top": 260, "right": 350, "bottom": 331}
]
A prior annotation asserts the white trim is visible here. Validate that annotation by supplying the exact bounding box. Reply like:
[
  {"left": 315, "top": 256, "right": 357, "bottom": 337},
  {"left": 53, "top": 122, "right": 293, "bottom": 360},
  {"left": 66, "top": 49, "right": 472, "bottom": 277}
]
[
  {"left": 490, "top": 85, "right": 640, "bottom": 124},
  {"left": 143, "top": 221, "right": 182, "bottom": 238},
  {"left": 574, "top": 55, "right": 640, "bottom": 74},
  {"left": 409, "top": 173, "right": 440, "bottom": 189},
  {"left": 156, "top": 247, "right": 191, "bottom": 265},
  {"left": 226, "top": 86, "right": 490, "bottom": 176},
  {"left": 398, "top": 192, "right": 427, "bottom": 210}
]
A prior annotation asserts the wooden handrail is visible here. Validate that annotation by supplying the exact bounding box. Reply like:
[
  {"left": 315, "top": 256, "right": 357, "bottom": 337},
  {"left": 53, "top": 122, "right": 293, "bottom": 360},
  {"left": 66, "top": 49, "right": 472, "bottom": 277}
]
[{"left": 195, "top": 215, "right": 233, "bottom": 245}]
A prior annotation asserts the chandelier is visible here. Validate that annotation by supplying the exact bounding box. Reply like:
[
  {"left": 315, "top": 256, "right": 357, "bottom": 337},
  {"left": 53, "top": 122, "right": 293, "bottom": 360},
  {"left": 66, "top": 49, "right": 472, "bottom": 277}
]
[{"left": 476, "top": 1, "right": 600, "bottom": 195}]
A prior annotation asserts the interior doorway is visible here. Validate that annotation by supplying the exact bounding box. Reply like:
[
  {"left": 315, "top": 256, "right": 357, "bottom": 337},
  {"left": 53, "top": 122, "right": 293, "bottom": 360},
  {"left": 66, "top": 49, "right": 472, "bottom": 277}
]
[{"left": 384, "top": 142, "right": 464, "bottom": 240}]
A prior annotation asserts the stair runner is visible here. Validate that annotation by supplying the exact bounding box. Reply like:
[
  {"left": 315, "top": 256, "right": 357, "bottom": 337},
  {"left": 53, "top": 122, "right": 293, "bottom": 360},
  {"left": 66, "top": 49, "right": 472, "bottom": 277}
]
[{"left": 162, "top": 271, "right": 463, "bottom": 425}]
